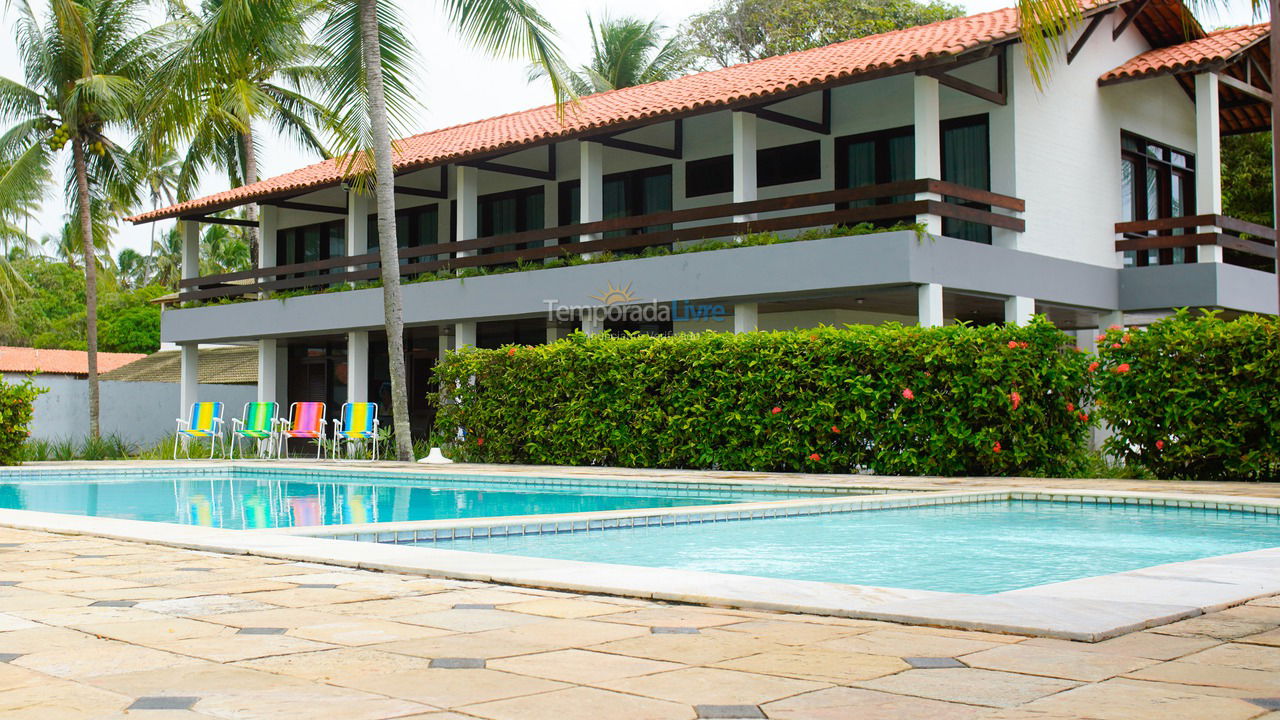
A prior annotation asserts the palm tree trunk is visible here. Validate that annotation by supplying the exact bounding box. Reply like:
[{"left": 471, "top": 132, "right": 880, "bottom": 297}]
[
  {"left": 73, "top": 138, "right": 100, "bottom": 440},
  {"left": 1272, "top": 0, "right": 1279, "bottom": 310},
  {"left": 361, "top": 0, "right": 413, "bottom": 461},
  {"left": 242, "top": 127, "right": 260, "bottom": 266}
]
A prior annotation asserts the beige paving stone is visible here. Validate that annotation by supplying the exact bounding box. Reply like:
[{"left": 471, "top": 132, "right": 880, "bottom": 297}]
[
  {"left": 0, "top": 588, "right": 94, "bottom": 611},
  {"left": 239, "top": 586, "right": 382, "bottom": 608},
  {"left": 76, "top": 617, "right": 235, "bottom": 645},
  {"left": 92, "top": 711, "right": 215, "bottom": 720},
  {"left": 237, "top": 647, "right": 436, "bottom": 682},
  {"left": 375, "top": 632, "right": 550, "bottom": 660},
  {"left": 1151, "top": 615, "right": 1275, "bottom": 640},
  {"left": 1022, "top": 632, "right": 1219, "bottom": 661},
  {"left": 0, "top": 662, "right": 49, "bottom": 692},
  {"left": 1217, "top": 604, "right": 1280, "bottom": 624},
  {"left": 262, "top": 571, "right": 378, "bottom": 585},
  {"left": 501, "top": 597, "right": 629, "bottom": 619},
  {"left": 423, "top": 588, "right": 547, "bottom": 605},
  {"left": 816, "top": 629, "right": 1001, "bottom": 658},
  {"left": 14, "top": 603, "right": 170, "bottom": 627},
  {"left": 714, "top": 619, "right": 860, "bottom": 646},
  {"left": 1021, "top": 678, "right": 1269, "bottom": 720},
  {"left": 19, "top": 576, "right": 144, "bottom": 593},
  {"left": 1124, "top": 660, "right": 1280, "bottom": 693},
  {"left": 963, "top": 643, "right": 1158, "bottom": 682},
  {"left": 473, "top": 617, "right": 654, "bottom": 652},
  {"left": 401, "top": 608, "right": 550, "bottom": 632},
  {"left": 74, "top": 585, "right": 197, "bottom": 601},
  {"left": 287, "top": 617, "right": 452, "bottom": 646},
  {"left": 1241, "top": 628, "right": 1280, "bottom": 647},
  {"left": 856, "top": 668, "right": 1079, "bottom": 709},
  {"left": 460, "top": 685, "right": 694, "bottom": 720},
  {"left": 596, "top": 666, "right": 827, "bottom": 705},
  {"left": 193, "top": 682, "right": 431, "bottom": 720},
  {"left": 589, "top": 628, "right": 789, "bottom": 665},
  {"left": 334, "top": 667, "right": 568, "bottom": 708},
  {"left": 0, "top": 677, "right": 132, "bottom": 720},
  {"left": 763, "top": 686, "right": 984, "bottom": 720},
  {"left": 598, "top": 607, "right": 751, "bottom": 628},
  {"left": 0, "top": 626, "right": 107, "bottom": 654},
  {"left": 196, "top": 607, "right": 360, "bottom": 629},
  {"left": 1179, "top": 642, "right": 1280, "bottom": 672},
  {"left": 85, "top": 661, "right": 309, "bottom": 696},
  {"left": 322, "top": 597, "right": 455, "bottom": 617},
  {"left": 0, "top": 614, "right": 39, "bottom": 632},
  {"left": 13, "top": 639, "right": 203, "bottom": 679},
  {"left": 136, "top": 594, "right": 280, "bottom": 617},
  {"left": 713, "top": 648, "right": 909, "bottom": 683},
  {"left": 176, "top": 578, "right": 298, "bottom": 595},
  {"left": 151, "top": 633, "right": 336, "bottom": 663},
  {"left": 489, "top": 648, "right": 681, "bottom": 684}
]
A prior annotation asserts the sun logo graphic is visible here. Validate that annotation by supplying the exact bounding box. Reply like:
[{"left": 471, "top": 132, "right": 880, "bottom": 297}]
[{"left": 590, "top": 281, "right": 637, "bottom": 306}]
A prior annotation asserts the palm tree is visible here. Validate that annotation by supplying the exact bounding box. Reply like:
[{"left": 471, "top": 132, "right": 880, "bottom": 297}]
[
  {"left": 532, "top": 14, "right": 695, "bottom": 95},
  {"left": 150, "top": 225, "right": 184, "bottom": 290},
  {"left": 1015, "top": 0, "right": 1276, "bottom": 307},
  {"left": 151, "top": 0, "right": 337, "bottom": 261},
  {"left": 0, "top": 0, "right": 164, "bottom": 438},
  {"left": 116, "top": 247, "right": 151, "bottom": 289},
  {"left": 316, "top": 0, "right": 572, "bottom": 461}
]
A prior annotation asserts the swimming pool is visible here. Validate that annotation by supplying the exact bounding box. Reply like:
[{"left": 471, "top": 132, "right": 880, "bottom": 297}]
[
  {"left": 415, "top": 499, "right": 1280, "bottom": 594},
  {"left": 0, "top": 468, "right": 860, "bottom": 529}
]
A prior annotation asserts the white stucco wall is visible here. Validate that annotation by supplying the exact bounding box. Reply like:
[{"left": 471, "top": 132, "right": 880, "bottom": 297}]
[{"left": 6, "top": 374, "right": 257, "bottom": 446}]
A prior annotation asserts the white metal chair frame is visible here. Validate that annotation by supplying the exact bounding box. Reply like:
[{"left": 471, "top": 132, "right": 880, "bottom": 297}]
[
  {"left": 229, "top": 402, "right": 280, "bottom": 460},
  {"left": 275, "top": 402, "right": 328, "bottom": 460},
  {"left": 331, "top": 402, "right": 380, "bottom": 461},
  {"left": 172, "top": 403, "right": 226, "bottom": 460}
]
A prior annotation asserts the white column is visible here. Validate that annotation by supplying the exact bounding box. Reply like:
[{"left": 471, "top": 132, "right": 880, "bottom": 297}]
[
  {"left": 546, "top": 323, "right": 571, "bottom": 344},
  {"left": 581, "top": 315, "right": 605, "bottom": 336},
  {"left": 438, "top": 330, "right": 453, "bottom": 357},
  {"left": 733, "top": 302, "right": 758, "bottom": 333},
  {"left": 579, "top": 141, "right": 604, "bottom": 248},
  {"left": 455, "top": 321, "right": 477, "bottom": 348},
  {"left": 917, "top": 283, "right": 944, "bottom": 327},
  {"left": 732, "top": 112, "right": 758, "bottom": 224},
  {"left": 1099, "top": 310, "right": 1125, "bottom": 331},
  {"left": 913, "top": 75, "right": 943, "bottom": 236},
  {"left": 1196, "top": 72, "right": 1224, "bottom": 263},
  {"left": 181, "top": 220, "right": 200, "bottom": 281},
  {"left": 989, "top": 103, "right": 1019, "bottom": 250},
  {"left": 456, "top": 165, "right": 479, "bottom": 258},
  {"left": 259, "top": 205, "right": 278, "bottom": 270},
  {"left": 346, "top": 190, "right": 370, "bottom": 274},
  {"left": 1004, "top": 296, "right": 1035, "bottom": 326},
  {"left": 257, "top": 338, "right": 277, "bottom": 404},
  {"left": 347, "top": 331, "right": 368, "bottom": 403},
  {"left": 179, "top": 342, "right": 199, "bottom": 418}
]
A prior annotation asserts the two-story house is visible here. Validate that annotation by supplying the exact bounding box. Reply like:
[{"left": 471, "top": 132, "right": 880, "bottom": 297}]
[{"left": 130, "top": 0, "right": 1277, "bottom": 434}]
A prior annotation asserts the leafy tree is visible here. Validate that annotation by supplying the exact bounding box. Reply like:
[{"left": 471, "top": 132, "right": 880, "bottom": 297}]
[
  {"left": 531, "top": 15, "right": 695, "bottom": 94},
  {"left": 100, "top": 285, "right": 166, "bottom": 353},
  {"left": 1222, "top": 132, "right": 1273, "bottom": 228},
  {"left": 684, "top": 0, "right": 964, "bottom": 68},
  {"left": 0, "top": 0, "right": 166, "bottom": 438},
  {"left": 316, "top": 0, "right": 571, "bottom": 460}
]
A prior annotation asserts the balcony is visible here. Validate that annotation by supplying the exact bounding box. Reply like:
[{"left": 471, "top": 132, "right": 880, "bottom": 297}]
[
  {"left": 177, "top": 179, "right": 1025, "bottom": 304},
  {"left": 1115, "top": 215, "right": 1276, "bottom": 272}
]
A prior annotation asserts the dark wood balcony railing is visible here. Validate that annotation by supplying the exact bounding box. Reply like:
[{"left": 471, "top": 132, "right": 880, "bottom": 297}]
[
  {"left": 1115, "top": 215, "right": 1277, "bottom": 272},
  {"left": 178, "top": 179, "right": 1025, "bottom": 303}
]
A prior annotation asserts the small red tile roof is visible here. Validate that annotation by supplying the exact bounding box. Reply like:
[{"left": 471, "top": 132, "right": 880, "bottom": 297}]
[
  {"left": 1100, "top": 22, "right": 1270, "bottom": 83},
  {"left": 0, "top": 346, "right": 147, "bottom": 377},
  {"left": 130, "top": 1, "right": 1119, "bottom": 224}
]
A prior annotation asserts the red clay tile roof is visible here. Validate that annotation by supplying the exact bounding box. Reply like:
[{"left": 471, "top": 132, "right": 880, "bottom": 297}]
[
  {"left": 0, "top": 346, "right": 147, "bottom": 377},
  {"left": 1100, "top": 23, "right": 1269, "bottom": 83},
  {"left": 131, "top": 1, "right": 1130, "bottom": 225}
]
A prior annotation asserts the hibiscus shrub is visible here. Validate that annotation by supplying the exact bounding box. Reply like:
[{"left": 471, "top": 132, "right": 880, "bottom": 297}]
[
  {"left": 0, "top": 376, "right": 45, "bottom": 466},
  {"left": 432, "top": 319, "right": 1093, "bottom": 476},
  {"left": 1094, "top": 311, "right": 1280, "bottom": 481}
]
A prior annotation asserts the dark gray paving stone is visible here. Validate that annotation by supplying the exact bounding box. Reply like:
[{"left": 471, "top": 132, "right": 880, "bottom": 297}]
[
  {"left": 295, "top": 583, "right": 338, "bottom": 589},
  {"left": 127, "top": 697, "right": 200, "bottom": 711},
  {"left": 695, "top": 705, "right": 765, "bottom": 719},
  {"left": 905, "top": 657, "right": 968, "bottom": 669},
  {"left": 0, "top": 543, "right": 21, "bottom": 548},
  {"left": 452, "top": 603, "right": 495, "bottom": 610},
  {"left": 75, "top": 554, "right": 111, "bottom": 559},
  {"left": 1248, "top": 698, "right": 1280, "bottom": 710},
  {"left": 176, "top": 567, "right": 212, "bottom": 572},
  {"left": 0, "top": 654, "right": 24, "bottom": 663},
  {"left": 89, "top": 600, "right": 137, "bottom": 608},
  {"left": 0, "top": 581, "right": 19, "bottom": 587},
  {"left": 237, "top": 627, "right": 287, "bottom": 635},
  {"left": 651, "top": 627, "right": 700, "bottom": 635},
  {"left": 428, "top": 657, "right": 486, "bottom": 669}
]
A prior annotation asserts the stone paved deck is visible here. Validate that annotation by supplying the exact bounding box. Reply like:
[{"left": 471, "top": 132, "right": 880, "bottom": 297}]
[{"left": 2, "top": 527, "right": 1280, "bottom": 720}]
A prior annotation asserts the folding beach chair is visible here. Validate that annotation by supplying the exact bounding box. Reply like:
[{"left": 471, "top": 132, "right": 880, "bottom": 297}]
[
  {"left": 173, "top": 401, "right": 225, "bottom": 459},
  {"left": 277, "top": 402, "right": 327, "bottom": 459},
  {"left": 332, "top": 402, "right": 379, "bottom": 460},
  {"left": 230, "top": 401, "right": 279, "bottom": 459}
]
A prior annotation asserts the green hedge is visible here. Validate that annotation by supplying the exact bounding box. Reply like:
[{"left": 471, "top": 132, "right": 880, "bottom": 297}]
[
  {"left": 0, "top": 377, "right": 45, "bottom": 466},
  {"left": 433, "top": 319, "right": 1093, "bottom": 476},
  {"left": 1094, "top": 310, "right": 1280, "bottom": 481}
]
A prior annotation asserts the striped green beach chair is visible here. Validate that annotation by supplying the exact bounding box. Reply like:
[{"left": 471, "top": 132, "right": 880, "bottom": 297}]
[
  {"left": 230, "top": 401, "right": 279, "bottom": 459},
  {"left": 332, "top": 402, "right": 379, "bottom": 460},
  {"left": 173, "top": 401, "right": 225, "bottom": 459}
]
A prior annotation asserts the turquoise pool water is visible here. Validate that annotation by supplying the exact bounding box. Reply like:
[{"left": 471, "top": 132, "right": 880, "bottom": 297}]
[
  {"left": 0, "top": 470, "right": 847, "bottom": 530},
  {"left": 419, "top": 500, "right": 1280, "bottom": 594}
]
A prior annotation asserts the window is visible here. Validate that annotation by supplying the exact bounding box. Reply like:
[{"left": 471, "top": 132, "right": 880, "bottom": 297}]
[
  {"left": 478, "top": 187, "right": 544, "bottom": 256},
  {"left": 1120, "top": 132, "right": 1196, "bottom": 267},
  {"left": 559, "top": 166, "right": 673, "bottom": 249},
  {"left": 684, "top": 141, "right": 823, "bottom": 199},
  {"left": 275, "top": 220, "right": 344, "bottom": 278},
  {"left": 834, "top": 115, "right": 992, "bottom": 243},
  {"left": 368, "top": 203, "right": 441, "bottom": 268}
]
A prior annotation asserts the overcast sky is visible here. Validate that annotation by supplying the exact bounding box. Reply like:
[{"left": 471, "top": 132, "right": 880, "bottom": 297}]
[{"left": 0, "top": 0, "right": 1262, "bottom": 255}]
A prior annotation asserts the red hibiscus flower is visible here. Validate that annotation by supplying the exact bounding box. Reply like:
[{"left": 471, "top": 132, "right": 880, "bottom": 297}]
[
  {"left": 1155, "top": 440, "right": 1165, "bottom": 450},
  {"left": 993, "top": 441, "right": 1002, "bottom": 453},
  {"left": 902, "top": 388, "right": 915, "bottom": 400},
  {"left": 831, "top": 426, "right": 840, "bottom": 434},
  {"left": 1078, "top": 412, "right": 1089, "bottom": 422},
  {"left": 808, "top": 453, "right": 821, "bottom": 461},
  {"left": 1115, "top": 363, "right": 1130, "bottom": 373},
  {"left": 1066, "top": 402, "right": 1075, "bottom": 413},
  {"left": 1088, "top": 362, "right": 1099, "bottom": 373},
  {"left": 507, "top": 347, "right": 517, "bottom": 357},
  {"left": 477, "top": 437, "right": 484, "bottom": 446},
  {"left": 1111, "top": 343, "right": 1122, "bottom": 349},
  {"left": 1096, "top": 334, "right": 1106, "bottom": 343},
  {"left": 1010, "top": 391, "right": 1021, "bottom": 410},
  {"left": 771, "top": 406, "right": 782, "bottom": 414},
  {"left": 1108, "top": 325, "right": 1123, "bottom": 331},
  {"left": 1008, "top": 340, "right": 1019, "bottom": 349}
]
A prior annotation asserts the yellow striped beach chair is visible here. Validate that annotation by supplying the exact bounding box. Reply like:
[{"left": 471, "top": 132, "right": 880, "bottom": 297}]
[
  {"left": 173, "top": 401, "right": 225, "bottom": 459},
  {"left": 332, "top": 402, "right": 380, "bottom": 460}
]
